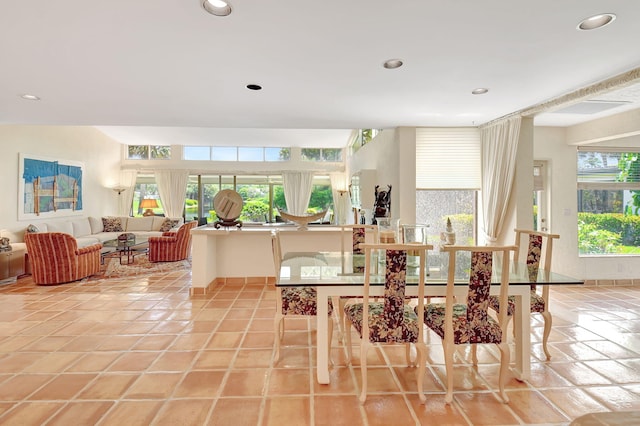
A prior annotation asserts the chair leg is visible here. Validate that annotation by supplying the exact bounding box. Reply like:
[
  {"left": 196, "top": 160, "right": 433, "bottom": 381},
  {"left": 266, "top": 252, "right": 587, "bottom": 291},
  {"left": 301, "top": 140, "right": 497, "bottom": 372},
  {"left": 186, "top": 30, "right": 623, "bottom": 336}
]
[
  {"left": 471, "top": 344, "right": 478, "bottom": 366},
  {"left": 345, "top": 316, "right": 353, "bottom": 365},
  {"left": 443, "top": 341, "right": 455, "bottom": 404},
  {"left": 359, "top": 340, "right": 369, "bottom": 404},
  {"left": 416, "top": 341, "right": 427, "bottom": 404},
  {"left": 541, "top": 311, "right": 553, "bottom": 361},
  {"left": 274, "top": 314, "right": 283, "bottom": 362},
  {"left": 333, "top": 296, "right": 343, "bottom": 342},
  {"left": 328, "top": 315, "right": 334, "bottom": 367},
  {"left": 405, "top": 343, "right": 414, "bottom": 367},
  {"left": 497, "top": 341, "right": 510, "bottom": 404}
]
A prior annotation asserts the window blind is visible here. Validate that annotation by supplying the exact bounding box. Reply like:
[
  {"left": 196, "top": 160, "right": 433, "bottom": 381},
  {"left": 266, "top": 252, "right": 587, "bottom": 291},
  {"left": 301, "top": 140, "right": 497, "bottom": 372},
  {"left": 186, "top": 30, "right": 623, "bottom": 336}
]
[{"left": 416, "top": 128, "right": 481, "bottom": 189}]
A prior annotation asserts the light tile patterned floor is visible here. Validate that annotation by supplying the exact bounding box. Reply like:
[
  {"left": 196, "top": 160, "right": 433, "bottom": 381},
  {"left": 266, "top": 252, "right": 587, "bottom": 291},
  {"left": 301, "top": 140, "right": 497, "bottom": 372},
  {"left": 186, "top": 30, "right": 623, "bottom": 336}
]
[{"left": 1, "top": 269, "right": 639, "bottom": 425}]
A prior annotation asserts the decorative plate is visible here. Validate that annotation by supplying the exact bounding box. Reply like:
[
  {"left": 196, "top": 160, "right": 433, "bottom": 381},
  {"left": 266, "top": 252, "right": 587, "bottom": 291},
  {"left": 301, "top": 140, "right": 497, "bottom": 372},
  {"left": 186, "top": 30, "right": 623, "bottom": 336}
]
[{"left": 213, "top": 189, "right": 244, "bottom": 221}]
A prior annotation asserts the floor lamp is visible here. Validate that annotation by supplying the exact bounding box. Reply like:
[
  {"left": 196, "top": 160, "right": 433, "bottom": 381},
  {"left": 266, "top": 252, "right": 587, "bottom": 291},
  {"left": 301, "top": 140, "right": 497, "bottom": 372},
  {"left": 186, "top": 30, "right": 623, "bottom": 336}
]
[{"left": 112, "top": 186, "right": 127, "bottom": 216}]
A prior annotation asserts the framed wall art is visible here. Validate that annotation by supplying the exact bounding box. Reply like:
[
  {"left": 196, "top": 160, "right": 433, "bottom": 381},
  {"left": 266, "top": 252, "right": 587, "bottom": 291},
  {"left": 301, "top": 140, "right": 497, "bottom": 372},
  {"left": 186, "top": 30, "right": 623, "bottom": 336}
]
[{"left": 18, "top": 153, "right": 84, "bottom": 220}]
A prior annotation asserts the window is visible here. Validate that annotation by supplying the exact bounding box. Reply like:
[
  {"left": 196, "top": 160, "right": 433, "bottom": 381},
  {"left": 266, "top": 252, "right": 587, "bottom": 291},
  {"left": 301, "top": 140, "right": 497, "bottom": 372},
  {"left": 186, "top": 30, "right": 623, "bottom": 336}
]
[
  {"left": 301, "top": 148, "right": 343, "bottom": 162},
  {"left": 127, "top": 145, "right": 171, "bottom": 160},
  {"left": 183, "top": 146, "right": 290, "bottom": 162},
  {"left": 577, "top": 149, "right": 640, "bottom": 255},
  {"left": 132, "top": 176, "right": 164, "bottom": 217},
  {"left": 212, "top": 147, "right": 237, "bottom": 161},
  {"left": 415, "top": 128, "right": 481, "bottom": 245},
  {"left": 184, "top": 146, "right": 210, "bottom": 160},
  {"left": 184, "top": 174, "right": 333, "bottom": 224}
]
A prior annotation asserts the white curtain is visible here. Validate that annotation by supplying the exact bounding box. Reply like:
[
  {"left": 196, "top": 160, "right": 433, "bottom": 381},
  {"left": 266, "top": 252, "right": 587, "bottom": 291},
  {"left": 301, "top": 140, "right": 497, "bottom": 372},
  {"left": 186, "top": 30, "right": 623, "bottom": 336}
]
[
  {"left": 282, "top": 171, "right": 314, "bottom": 216},
  {"left": 118, "top": 170, "right": 137, "bottom": 216},
  {"left": 155, "top": 170, "right": 189, "bottom": 218},
  {"left": 330, "top": 173, "right": 352, "bottom": 225},
  {"left": 481, "top": 116, "right": 522, "bottom": 244}
]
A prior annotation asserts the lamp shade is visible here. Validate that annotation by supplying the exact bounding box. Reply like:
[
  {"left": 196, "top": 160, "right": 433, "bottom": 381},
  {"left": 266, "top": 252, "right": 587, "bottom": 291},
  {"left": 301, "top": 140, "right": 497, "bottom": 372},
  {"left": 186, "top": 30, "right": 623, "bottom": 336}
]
[{"left": 139, "top": 198, "right": 159, "bottom": 209}]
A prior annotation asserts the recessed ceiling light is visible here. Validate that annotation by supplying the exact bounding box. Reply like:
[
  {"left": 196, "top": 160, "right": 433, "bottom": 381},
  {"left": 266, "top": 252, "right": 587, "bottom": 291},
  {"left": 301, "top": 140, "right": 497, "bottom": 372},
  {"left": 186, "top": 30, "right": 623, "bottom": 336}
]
[
  {"left": 383, "top": 59, "right": 403, "bottom": 69},
  {"left": 471, "top": 88, "right": 489, "bottom": 95},
  {"left": 577, "top": 13, "right": 616, "bottom": 30},
  {"left": 20, "top": 94, "right": 40, "bottom": 100},
  {"left": 202, "top": 0, "right": 232, "bottom": 16},
  {"left": 246, "top": 84, "right": 262, "bottom": 91}
]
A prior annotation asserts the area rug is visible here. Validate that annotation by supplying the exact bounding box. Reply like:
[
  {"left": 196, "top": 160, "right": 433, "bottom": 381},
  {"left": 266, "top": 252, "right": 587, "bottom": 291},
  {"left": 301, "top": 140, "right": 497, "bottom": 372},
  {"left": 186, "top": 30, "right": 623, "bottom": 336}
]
[{"left": 101, "top": 255, "right": 191, "bottom": 278}]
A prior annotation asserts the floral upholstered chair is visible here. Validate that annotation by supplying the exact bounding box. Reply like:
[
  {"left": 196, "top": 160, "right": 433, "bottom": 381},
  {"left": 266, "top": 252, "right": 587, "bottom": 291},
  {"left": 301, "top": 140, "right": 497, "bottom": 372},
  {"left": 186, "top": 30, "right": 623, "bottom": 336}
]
[
  {"left": 343, "top": 243, "right": 432, "bottom": 403},
  {"left": 25, "top": 232, "right": 102, "bottom": 285},
  {"left": 422, "top": 245, "right": 516, "bottom": 404},
  {"left": 271, "top": 230, "right": 334, "bottom": 363},
  {"left": 148, "top": 221, "right": 197, "bottom": 262},
  {"left": 488, "top": 229, "right": 560, "bottom": 360},
  {"left": 336, "top": 225, "right": 378, "bottom": 341}
]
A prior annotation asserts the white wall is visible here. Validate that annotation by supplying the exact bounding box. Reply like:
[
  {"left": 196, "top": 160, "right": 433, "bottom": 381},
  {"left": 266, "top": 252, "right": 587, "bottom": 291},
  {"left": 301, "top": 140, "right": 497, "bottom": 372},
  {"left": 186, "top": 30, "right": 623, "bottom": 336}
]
[
  {"left": 0, "top": 125, "right": 122, "bottom": 241},
  {"left": 348, "top": 129, "right": 405, "bottom": 223}
]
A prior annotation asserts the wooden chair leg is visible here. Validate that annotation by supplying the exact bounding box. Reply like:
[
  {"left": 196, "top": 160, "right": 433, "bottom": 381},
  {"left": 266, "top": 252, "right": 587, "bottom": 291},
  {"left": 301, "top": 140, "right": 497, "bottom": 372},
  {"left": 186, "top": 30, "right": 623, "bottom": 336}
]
[
  {"left": 443, "top": 341, "right": 455, "bottom": 404},
  {"left": 416, "top": 342, "right": 427, "bottom": 403},
  {"left": 541, "top": 311, "right": 553, "bottom": 361},
  {"left": 497, "top": 341, "right": 511, "bottom": 404},
  {"left": 345, "top": 317, "right": 353, "bottom": 364},
  {"left": 359, "top": 340, "right": 370, "bottom": 404},
  {"left": 274, "top": 315, "right": 283, "bottom": 362}
]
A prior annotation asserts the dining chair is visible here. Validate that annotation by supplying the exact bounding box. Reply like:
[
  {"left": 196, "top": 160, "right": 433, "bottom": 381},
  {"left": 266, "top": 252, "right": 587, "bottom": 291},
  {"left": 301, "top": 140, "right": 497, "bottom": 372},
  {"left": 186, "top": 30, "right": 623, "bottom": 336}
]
[
  {"left": 343, "top": 242, "right": 432, "bottom": 403},
  {"left": 422, "top": 244, "right": 516, "bottom": 404},
  {"left": 336, "top": 224, "right": 379, "bottom": 342},
  {"left": 488, "top": 228, "right": 560, "bottom": 360},
  {"left": 270, "top": 230, "right": 334, "bottom": 363}
]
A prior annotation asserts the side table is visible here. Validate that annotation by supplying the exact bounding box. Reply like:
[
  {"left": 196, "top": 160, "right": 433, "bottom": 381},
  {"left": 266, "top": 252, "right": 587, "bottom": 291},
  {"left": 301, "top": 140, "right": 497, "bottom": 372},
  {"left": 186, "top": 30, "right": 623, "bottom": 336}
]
[{"left": 0, "top": 248, "right": 26, "bottom": 284}]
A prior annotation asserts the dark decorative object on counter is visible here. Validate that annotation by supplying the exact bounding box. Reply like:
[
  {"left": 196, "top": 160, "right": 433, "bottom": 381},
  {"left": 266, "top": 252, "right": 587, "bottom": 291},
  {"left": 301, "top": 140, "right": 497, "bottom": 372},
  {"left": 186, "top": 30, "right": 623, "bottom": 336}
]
[{"left": 372, "top": 184, "right": 391, "bottom": 225}]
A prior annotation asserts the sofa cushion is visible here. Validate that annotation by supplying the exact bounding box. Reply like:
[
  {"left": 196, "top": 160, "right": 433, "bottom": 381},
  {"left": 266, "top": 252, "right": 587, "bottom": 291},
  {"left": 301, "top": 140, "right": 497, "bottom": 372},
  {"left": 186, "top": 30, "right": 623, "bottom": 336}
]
[
  {"left": 160, "top": 218, "right": 181, "bottom": 232},
  {"left": 75, "top": 236, "right": 102, "bottom": 248},
  {"left": 47, "top": 221, "right": 74, "bottom": 235},
  {"left": 71, "top": 218, "right": 92, "bottom": 237},
  {"left": 126, "top": 216, "right": 154, "bottom": 232},
  {"left": 89, "top": 217, "right": 104, "bottom": 234},
  {"left": 152, "top": 216, "right": 166, "bottom": 231},
  {"left": 102, "top": 217, "right": 124, "bottom": 232},
  {"left": 26, "top": 224, "right": 42, "bottom": 233}
]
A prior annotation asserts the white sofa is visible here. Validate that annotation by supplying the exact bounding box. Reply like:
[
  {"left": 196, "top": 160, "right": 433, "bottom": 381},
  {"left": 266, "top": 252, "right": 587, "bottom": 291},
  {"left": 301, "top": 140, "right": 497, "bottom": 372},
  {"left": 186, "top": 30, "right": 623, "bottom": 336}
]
[{"left": 24, "top": 216, "right": 185, "bottom": 248}]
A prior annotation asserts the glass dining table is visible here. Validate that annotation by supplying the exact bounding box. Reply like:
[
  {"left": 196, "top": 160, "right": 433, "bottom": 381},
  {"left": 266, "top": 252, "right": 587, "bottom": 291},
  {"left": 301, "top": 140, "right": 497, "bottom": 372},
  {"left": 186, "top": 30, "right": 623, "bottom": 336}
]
[{"left": 277, "top": 250, "right": 584, "bottom": 385}]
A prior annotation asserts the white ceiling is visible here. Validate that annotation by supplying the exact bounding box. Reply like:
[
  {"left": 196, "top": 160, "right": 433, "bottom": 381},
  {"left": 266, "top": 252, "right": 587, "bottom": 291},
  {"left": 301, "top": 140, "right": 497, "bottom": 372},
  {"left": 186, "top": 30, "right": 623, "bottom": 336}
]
[{"left": 2, "top": 1, "right": 640, "bottom": 147}]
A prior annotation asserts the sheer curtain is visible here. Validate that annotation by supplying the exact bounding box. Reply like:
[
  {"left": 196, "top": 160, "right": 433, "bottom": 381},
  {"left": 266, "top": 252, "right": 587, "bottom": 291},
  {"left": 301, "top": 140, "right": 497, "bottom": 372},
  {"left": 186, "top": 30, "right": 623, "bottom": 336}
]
[
  {"left": 155, "top": 170, "right": 189, "bottom": 219},
  {"left": 330, "top": 172, "right": 352, "bottom": 225},
  {"left": 282, "top": 171, "right": 314, "bottom": 216},
  {"left": 481, "top": 116, "right": 521, "bottom": 244},
  {"left": 119, "top": 170, "right": 137, "bottom": 216}
]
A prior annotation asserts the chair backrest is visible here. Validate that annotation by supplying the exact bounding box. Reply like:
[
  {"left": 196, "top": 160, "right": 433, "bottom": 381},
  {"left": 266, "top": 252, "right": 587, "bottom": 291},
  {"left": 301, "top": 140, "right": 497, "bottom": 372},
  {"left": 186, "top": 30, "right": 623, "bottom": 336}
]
[
  {"left": 270, "top": 230, "right": 283, "bottom": 281},
  {"left": 442, "top": 245, "right": 517, "bottom": 342},
  {"left": 340, "top": 224, "right": 378, "bottom": 254},
  {"left": 25, "top": 232, "right": 80, "bottom": 282},
  {"left": 174, "top": 221, "right": 198, "bottom": 256},
  {"left": 513, "top": 229, "right": 559, "bottom": 290},
  {"left": 360, "top": 243, "right": 432, "bottom": 343}
]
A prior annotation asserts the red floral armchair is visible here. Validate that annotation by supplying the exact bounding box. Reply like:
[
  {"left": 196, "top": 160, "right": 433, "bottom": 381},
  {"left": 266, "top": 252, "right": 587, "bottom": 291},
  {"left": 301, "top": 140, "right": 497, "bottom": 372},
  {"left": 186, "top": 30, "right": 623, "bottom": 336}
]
[
  {"left": 148, "top": 221, "right": 197, "bottom": 262},
  {"left": 25, "top": 232, "right": 102, "bottom": 285}
]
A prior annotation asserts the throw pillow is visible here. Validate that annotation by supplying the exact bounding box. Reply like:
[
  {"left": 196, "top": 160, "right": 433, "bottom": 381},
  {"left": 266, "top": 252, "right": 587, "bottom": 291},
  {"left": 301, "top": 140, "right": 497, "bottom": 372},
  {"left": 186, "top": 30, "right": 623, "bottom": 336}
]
[
  {"left": 102, "top": 217, "right": 123, "bottom": 232},
  {"left": 160, "top": 218, "right": 180, "bottom": 232},
  {"left": 26, "top": 224, "right": 40, "bottom": 233}
]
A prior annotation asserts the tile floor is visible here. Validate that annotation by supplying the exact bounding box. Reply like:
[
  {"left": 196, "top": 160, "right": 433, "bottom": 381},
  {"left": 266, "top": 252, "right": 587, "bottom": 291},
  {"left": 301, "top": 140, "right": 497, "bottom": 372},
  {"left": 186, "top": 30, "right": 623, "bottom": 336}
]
[{"left": 1, "top": 269, "right": 640, "bottom": 425}]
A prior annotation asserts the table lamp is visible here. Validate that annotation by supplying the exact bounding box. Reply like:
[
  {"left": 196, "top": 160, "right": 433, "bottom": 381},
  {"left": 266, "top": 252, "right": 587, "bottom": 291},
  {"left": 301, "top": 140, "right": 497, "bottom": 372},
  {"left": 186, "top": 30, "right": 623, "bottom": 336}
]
[{"left": 139, "top": 198, "right": 159, "bottom": 216}]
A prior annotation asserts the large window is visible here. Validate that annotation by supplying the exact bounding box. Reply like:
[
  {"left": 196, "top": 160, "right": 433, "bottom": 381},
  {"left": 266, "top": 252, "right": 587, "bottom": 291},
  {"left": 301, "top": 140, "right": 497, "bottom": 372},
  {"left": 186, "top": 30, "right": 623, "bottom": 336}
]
[
  {"left": 577, "top": 149, "right": 640, "bottom": 255},
  {"left": 184, "top": 175, "right": 333, "bottom": 224},
  {"left": 132, "top": 176, "right": 164, "bottom": 217},
  {"left": 415, "top": 128, "right": 481, "bottom": 245}
]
